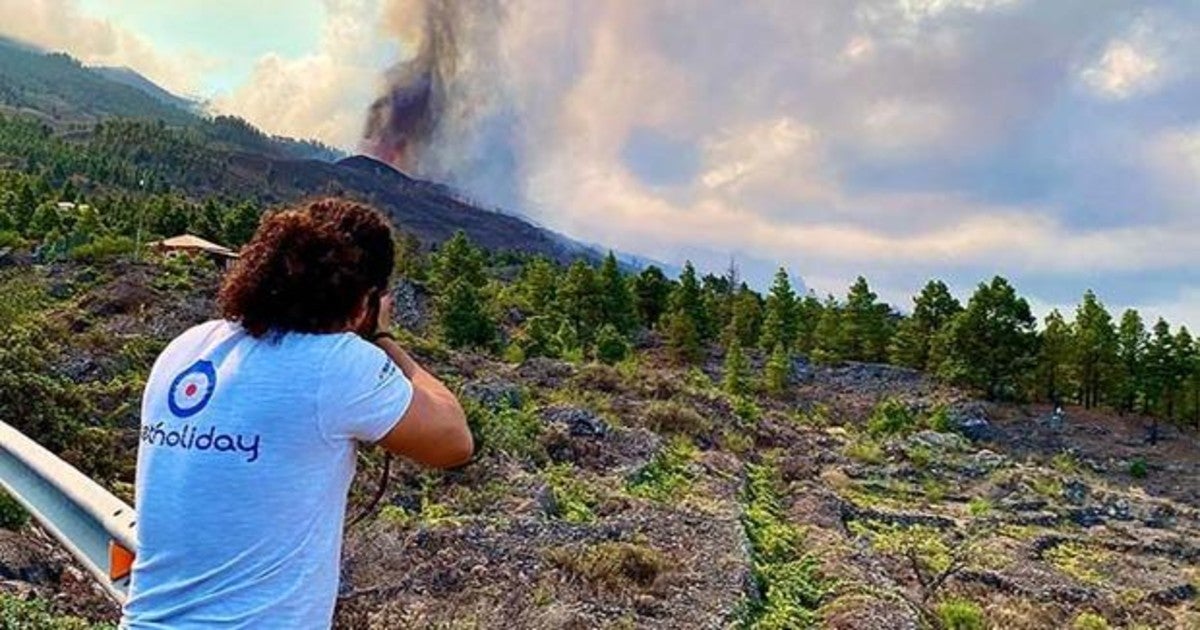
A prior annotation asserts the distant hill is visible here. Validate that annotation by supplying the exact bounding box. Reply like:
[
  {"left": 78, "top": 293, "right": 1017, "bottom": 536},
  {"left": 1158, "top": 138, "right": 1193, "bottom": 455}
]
[
  {"left": 0, "top": 37, "right": 342, "bottom": 163},
  {"left": 90, "top": 66, "right": 198, "bottom": 112}
]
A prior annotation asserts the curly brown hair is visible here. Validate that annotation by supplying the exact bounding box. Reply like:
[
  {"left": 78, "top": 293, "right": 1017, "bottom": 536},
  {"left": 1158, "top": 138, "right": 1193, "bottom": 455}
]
[{"left": 219, "top": 198, "right": 395, "bottom": 337}]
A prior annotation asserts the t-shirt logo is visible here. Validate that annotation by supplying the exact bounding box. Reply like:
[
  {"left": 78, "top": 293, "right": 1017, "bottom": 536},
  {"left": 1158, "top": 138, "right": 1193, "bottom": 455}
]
[{"left": 168, "top": 360, "right": 216, "bottom": 418}]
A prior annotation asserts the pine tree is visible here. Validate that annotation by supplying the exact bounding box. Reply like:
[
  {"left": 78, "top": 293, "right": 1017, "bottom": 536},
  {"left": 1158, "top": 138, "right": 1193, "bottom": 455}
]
[
  {"left": 431, "top": 230, "right": 486, "bottom": 290},
  {"left": 933, "top": 276, "right": 1037, "bottom": 401},
  {"left": 598, "top": 251, "right": 637, "bottom": 334},
  {"left": 634, "top": 265, "right": 673, "bottom": 330},
  {"left": 764, "top": 342, "right": 792, "bottom": 395},
  {"left": 722, "top": 335, "right": 750, "bottom": 396},
  {"left": 665, "top": 262, "right": 710, "bottom": 364},
  {"left": 519, "top": 256, "right": 558, "bottom": 314},
  {"left": 759, "top": 267, "right": 798, "bottom": 351},
  {"left": 517, "top": 313, "right": 564, "bottom": 358},
  {"left": 840, "top": 276, "right": 893, "bottom": 362},
  {"left": 1172, "top": 327, "right": 1194, "bottom": 427},
  {"left": 665, "top": 310, "right": 702, "bottom": 364},
  {"left": 795, "top": 293, "right": 823, "bottom": 354},
  {"left": 438, "top": 278, "right": 495, "bottom": 349},
  {"left": 726, "top": 286, "right": 763, "bottom": 348},
  {"left": 811, "top": 297, "right": 844, "bottom": 364},
  {"left": 1116, "top": 309, "right": 1148, "bottom": 414},
  {"left": 1144, "top": 319, "right": 1177, "bottom": 442},
  {"left": 1036, "top": 309, "right": 1075, "bottom": 404},
  {"left": 558, "top": 260, "right": 603, "bottom": 347},
  {"left": 1072, "top": 290, "right": 1119, "bottom": 409},
  {"left": 888, "top": 280, "right": 962, "bottom": 370},
  {"left": 221, "top": 200, "right": 261, "bottom": 247}
]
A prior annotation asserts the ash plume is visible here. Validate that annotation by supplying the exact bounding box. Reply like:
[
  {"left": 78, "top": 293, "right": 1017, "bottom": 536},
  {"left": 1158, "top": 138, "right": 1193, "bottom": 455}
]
[{"left": 362, "top": 0, "right": 504, "bottom": 180}]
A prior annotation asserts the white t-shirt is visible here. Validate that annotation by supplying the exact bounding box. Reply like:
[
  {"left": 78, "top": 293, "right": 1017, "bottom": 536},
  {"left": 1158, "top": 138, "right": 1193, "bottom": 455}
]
[{"left": 122, "top": 320, "right": 413, "bottom": 629}]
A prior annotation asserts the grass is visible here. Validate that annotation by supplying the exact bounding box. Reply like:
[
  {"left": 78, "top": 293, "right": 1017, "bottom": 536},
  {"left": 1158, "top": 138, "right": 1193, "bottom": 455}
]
[
  {"left": 844, "top": 438, "right": 885, "bottom": 465},
  {"left": 641, "top": 400, "right": 711, "bottom": 436},
  {"left": 1043, "top": 542, "right": 1108, "bottom": 586},
  {"left": 967, "top": 496, "right": 992, "bottom": 517},
  {"left": 627, "top": 435, "right": 697, "bottom": 502},
  {"left": 546, "top": 542, "right": 668, "bottom": 591},
  {"left": 466, "top": 400, "right": 544, "bottom": 460},
  {"left": 741, "top": 461, "right": 831, "bottom": 629},
  {"left": 1051, "top": 451, "right": 1081, "bottom": 475},
  {"left": 866, "top": 398, "right": 919, "bottom": 437},
  {"left": 1072, "top": 611, "right": 1112, "bottom": 630},
  {"left": 544, "top": 463, "right": 598, "bottom": 523},
  {"left": 935, "top": 598, "right": 986, "bottom": 630},
  {"left": 0, "top": 594, "right": 111, "bottom": 629}
]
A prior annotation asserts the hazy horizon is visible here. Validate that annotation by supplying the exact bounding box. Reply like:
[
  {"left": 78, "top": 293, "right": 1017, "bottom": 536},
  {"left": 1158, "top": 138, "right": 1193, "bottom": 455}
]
[{"left": 2, "top": 0, "right": 1198, "bottom": 329}]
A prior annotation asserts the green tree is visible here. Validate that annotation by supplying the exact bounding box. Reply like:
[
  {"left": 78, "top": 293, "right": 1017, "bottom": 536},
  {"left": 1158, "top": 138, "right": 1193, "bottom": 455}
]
[
  {"left": 934, "top": 276, "right": 1037, "bottom": 401},
  {"left": 795, "top": 293, "right": 823, "bottom": 354},
  {"left": 518, "top": 256, "right": 558, "bottom": 314},
  {"left": 840, "top": 276, "right": 893, "bottom": 362},
  {"left": 595, "top": 323, "right": 631, "bottom": 364},
  {"left": 559, "top": 260, "right": 603, "bottom": 347},
  {"left": 633, "top": 265, "right": 672, "bottom": 329},
  {"left": 221, "top": 200, "right": 260, "bottom": 247},
  {"left": 726, "top": 286, "right": 763, "bottom": 348},
  {"left": 722, "top": 335, "right": 750, "bottom": 396},
  {"left": 1036, "top": 309, "right": 1075, "bottom": 403},
  {"left": 430, "top": 230, "right": 486, "bottom": 290},
  {"left": 598, "top": 251, "right": 637, "bottom": 334},
  {"left": 764, "top": 342, "right": 792, "bottom": 396},
  {"left": 1144, "top": 319, "right": 1176, "bottom": 425},
  {"left": 759, "top": 267, "right": 798, "bottom": 352},
  {"left": 437, "top": 278, "right": 494, "bottom": 349},
  {"left": 888, "top": 280, "right": 962, "bottom": 370},
  {"left": 1115, "top": 309, "right": 1148, "bottom": 414},
  {"left": 811, "top": 297, "right": 844, "bottom": 364},
  {"left": 666, "top": 262, "right": 708, "bottom": 364},
  {"left": 1072, "top": 290, "right": 1118, "bottom": 409}
]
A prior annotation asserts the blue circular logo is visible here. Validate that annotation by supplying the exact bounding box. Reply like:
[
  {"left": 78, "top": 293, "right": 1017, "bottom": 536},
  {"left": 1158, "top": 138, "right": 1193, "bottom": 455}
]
[{"left": 168, "top": 360, "right": 216, "bottom": 418}]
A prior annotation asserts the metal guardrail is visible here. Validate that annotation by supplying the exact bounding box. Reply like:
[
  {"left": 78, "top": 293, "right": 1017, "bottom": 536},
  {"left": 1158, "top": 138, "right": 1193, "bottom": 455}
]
[{"left": 0, "top": 421, "right": 137, "bottom": 603}]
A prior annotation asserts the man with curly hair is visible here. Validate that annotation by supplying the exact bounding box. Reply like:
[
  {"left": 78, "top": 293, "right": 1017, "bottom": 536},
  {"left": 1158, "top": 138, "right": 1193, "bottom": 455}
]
[{"left": 122, "top": 198, "right": 472, "bottom": 629}]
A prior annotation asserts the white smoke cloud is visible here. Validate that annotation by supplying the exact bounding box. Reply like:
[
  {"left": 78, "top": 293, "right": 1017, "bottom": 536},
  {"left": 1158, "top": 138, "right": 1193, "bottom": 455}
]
[
  {"left": 0, "top": 0, "right": 211, "bottom": 94},
  {"left": 212, "top": 0, "right": 392, "bottom": 148}
]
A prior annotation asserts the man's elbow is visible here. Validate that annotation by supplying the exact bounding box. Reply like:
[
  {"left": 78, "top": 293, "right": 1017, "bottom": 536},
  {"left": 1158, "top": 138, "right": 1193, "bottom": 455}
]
[{"left": 433, "top": 425, "right": 474, "bottom": 469}]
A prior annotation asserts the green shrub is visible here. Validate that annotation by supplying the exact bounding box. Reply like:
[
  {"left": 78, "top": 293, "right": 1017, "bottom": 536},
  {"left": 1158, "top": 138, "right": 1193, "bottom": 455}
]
[
  {"left": 466, "top": 401, "right": 543, "bottom": 460},
  {"left": 935, "top": 598, "right": 985, "bottom": 630},
  {"left": 742, "top": 462, "right": 830, "bottom": 629},
  {"left": 594, "top": 324, "right": 630, "bottom": 364},
  {"left": 0, "top": 492, "right": 28, "bottom": 530},
  {"left": 732, "top": 396, "right": 762, "bottom": 424},
  {"left": 926, "top": 405, "right": 954, "bottom": 432},
  {"left": 544, "top": 463, "right": 597, "bottom": 523},
  {"left": 627, "top": 436, "right": 696, "bottom": 502},
  {"left": 0, "top": 594, "right": 106, "bottom": 629},
  {"left": 867, "top": 399, "right": 918, "bottom": 437},
  {"left": 967, "top": 496, "right": 992, "bottom": 517},
  {"left": 642, "top": 401, "right": 711, "bottom": 436},
  {"left": 844, "top": 438, "right": 884, "bottom": 464},
  {"left": 69, "top": 235, "right": 135, "bottom": 263},
  {"left": 1129, "top": 457, "right": 1148, "bottom": 479}
]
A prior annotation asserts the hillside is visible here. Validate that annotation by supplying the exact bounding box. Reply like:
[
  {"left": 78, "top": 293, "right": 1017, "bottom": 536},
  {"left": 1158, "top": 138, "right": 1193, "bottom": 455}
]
[{"left": 0, "top": 260, "right": 1196, "bottom": 629}]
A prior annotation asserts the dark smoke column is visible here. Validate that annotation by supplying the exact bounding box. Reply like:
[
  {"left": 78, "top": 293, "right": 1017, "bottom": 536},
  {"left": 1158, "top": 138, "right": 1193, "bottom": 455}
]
[{"left": 361, "top": 0, "right": 460, "bottom": 174}]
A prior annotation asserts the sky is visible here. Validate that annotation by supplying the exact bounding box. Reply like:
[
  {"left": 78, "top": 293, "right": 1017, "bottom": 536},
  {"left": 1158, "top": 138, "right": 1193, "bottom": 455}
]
[{"left": 1, "top": 0, "right": 1198, "bottom": 329}]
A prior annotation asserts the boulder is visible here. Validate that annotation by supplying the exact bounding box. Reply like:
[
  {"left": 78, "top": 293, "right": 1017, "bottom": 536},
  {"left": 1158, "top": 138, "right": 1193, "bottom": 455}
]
[
  {"left": 541, "top": 406, "right": 608, "bottom": 438},
  {"left": 948, "top": 401, "right": 995, "bottom": 441},
  {"left": 461, "top": 378, "right": 523, "bottom": 411},
  {"left": 905, "top": 430, "right": 969, "bottom": 452},
  {"left": 1063, "top": 480, "right": 1089, "bottom": 505}
]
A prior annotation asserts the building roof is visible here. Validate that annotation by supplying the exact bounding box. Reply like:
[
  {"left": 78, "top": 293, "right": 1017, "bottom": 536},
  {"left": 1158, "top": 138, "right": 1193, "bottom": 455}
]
[{"left": 153, "top": 234, "right": 238, "bottom": 258}]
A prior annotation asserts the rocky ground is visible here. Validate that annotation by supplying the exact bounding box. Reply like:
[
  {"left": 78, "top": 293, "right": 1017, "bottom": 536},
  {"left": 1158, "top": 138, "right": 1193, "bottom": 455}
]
[{"left": 0, "top": 260, "right": 1197, "bottom": 629}]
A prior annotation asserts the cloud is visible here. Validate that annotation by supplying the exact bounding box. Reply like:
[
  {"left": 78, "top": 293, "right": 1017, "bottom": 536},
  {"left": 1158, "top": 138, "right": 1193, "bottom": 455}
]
[
  {"left": 0, "top": 0, "right": 211, "bottom": 94},
  {"left": 210, "top": 0, "right": 392, "bottom": 148},
  {"left": 362, "top": 0, "right": 1200, "bottom": 326}
]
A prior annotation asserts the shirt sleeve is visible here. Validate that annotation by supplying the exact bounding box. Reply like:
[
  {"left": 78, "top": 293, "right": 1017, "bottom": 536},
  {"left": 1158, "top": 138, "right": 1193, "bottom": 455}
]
[{"left": 317, "top": 335, "right": 414, "bottom": 443}]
